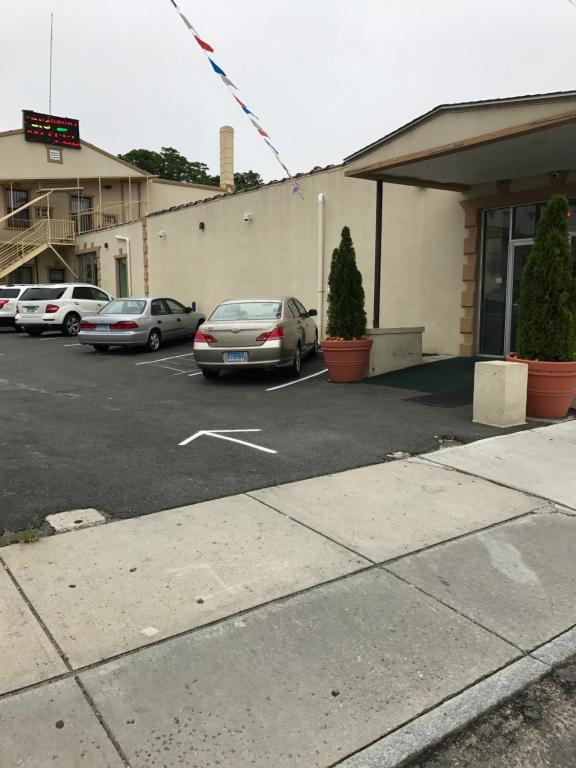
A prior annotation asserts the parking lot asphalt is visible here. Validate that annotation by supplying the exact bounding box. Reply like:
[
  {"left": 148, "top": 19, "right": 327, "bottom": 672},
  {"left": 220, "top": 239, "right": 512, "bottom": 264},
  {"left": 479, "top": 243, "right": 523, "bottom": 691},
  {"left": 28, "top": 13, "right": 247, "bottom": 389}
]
[{"left": 0, "top": 329, "right": 532, "bottom": 533}]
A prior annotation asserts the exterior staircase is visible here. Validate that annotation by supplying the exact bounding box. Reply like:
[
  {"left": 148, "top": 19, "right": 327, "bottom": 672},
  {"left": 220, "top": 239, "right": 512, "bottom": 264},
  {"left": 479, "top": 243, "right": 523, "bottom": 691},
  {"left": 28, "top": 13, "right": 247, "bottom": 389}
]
[{"left": 0, "top": 193, "right": 75, "bottom": 281}]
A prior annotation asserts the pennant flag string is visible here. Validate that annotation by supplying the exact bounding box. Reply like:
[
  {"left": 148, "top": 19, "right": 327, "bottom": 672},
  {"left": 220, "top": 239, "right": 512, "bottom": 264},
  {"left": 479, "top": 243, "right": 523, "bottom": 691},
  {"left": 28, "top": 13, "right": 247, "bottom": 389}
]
[{"left": 164, "top": 0, "right": 303, "bottom": 198}]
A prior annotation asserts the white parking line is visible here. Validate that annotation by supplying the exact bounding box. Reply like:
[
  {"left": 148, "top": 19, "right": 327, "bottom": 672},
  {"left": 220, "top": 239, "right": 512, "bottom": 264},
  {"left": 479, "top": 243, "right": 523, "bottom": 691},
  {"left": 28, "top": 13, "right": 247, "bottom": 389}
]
[
  {"left": 135, "top": 353, "right": 196, "bottom": 366},
  {"left": 188, "top": 372, "right": 203, "bottom": 377},
  {"left": 64, "top": 343, "right": 81, "bottom": 347},
  {"left": 266, "top": 368, "right": 328, "bottom": 392},
  {"left": 160, "top": 365, "right": 189, "bottom": 374}
]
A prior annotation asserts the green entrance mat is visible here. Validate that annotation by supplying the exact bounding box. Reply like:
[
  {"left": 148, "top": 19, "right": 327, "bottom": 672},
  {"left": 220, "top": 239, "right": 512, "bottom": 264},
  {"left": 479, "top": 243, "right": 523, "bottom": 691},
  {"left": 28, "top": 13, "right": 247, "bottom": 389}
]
[{"left": 366, "top": 356, "right": 487, "bottom": 394}]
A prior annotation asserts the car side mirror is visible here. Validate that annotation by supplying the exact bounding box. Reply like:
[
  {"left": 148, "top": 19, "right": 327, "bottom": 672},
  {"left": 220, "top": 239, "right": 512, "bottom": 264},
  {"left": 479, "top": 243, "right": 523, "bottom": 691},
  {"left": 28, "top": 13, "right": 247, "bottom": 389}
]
[
  {"left": 307, "top": 308, "right": 318, "bottom": 317},
  {"left": 185, "top": 306, "right": 192, "bottom": 313}
]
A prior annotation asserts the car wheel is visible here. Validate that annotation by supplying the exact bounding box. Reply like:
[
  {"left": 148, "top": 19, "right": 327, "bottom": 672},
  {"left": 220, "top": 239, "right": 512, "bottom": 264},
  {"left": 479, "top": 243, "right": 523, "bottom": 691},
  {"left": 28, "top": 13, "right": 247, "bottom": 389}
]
[
  {"left": 63, "top": 313, "right": 81, "bottom": 337},
  {"left": 288, "top": 343, "right": 302, "bottom": 378},
  {"left": 201, "top": 368, "right": 220, "bottom": 379},
  {"left": 146, "top": 329, "right": 161, "bottom": 352},
  {"left": 25, "top": 327, "right": 43, "bottom": 337},
  {"left": 93, "top": 344, "right": 109, "bottom": 353}
]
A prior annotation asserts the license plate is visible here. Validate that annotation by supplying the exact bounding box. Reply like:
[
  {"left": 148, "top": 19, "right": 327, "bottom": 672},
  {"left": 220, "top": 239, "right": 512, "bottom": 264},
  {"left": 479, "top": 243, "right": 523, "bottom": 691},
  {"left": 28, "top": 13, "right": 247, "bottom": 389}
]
[
  {"left": 95, "top": 324, "right": 107, "bottom": 331},
  {"left": 226, "top": 351, "right": 247, "bottom": 362},
  {"left": 26, "top": 306, "right": 38, "bottom": 313}
]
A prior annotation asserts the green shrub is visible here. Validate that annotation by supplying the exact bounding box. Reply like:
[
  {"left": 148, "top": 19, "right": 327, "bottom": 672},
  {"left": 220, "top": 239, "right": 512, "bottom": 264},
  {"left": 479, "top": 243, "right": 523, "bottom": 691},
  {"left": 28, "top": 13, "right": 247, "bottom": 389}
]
[
  {"left": 326, "top": 226, "right": 367, "bottom": 340},
  {"left": 516, "top": 194, "right": 576, "bottom": 361}
]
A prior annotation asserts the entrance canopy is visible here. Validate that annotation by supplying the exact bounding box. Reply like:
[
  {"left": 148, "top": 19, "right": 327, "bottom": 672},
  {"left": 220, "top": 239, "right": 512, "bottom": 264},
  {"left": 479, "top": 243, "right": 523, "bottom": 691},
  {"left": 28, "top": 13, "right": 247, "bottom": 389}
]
[{"left": 345, "top": 110, "right": 576, "bottom": 191}]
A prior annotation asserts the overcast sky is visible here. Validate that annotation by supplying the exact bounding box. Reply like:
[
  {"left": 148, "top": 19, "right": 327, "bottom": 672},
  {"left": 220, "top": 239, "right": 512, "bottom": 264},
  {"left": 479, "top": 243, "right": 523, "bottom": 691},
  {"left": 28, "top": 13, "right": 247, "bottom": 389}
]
[{"left": 2, "top": 0, "right": 576, "bottom": 180}]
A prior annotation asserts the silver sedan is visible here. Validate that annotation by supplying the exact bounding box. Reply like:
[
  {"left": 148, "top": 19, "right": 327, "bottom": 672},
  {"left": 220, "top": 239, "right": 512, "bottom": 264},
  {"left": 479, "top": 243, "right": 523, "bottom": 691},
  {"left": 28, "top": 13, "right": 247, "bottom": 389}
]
[
  {"left": 78, "top": 297, "right": 205, "bottom": 352},
  {"left": 194, "top": 296, "right": 318, "bottom": 378}
]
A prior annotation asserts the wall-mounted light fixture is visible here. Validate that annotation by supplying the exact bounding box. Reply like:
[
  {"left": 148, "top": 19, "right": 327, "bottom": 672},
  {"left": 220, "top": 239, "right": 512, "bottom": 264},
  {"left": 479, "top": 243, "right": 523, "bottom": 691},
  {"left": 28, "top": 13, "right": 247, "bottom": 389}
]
[
  {"left": 243, "top": 212, "right": 254, "bottom": 223},
  {"left": 158, "top": 230, "right": 167, "bottom": 239},
  {"left": 104, "top": 242, "right": 108, "bottom": 249},
  {"left": 199, "top": 222, "right": 205, "bottom": 231},
  {"left": 103, "top": 184, "right": 113, "bottom": 190}
]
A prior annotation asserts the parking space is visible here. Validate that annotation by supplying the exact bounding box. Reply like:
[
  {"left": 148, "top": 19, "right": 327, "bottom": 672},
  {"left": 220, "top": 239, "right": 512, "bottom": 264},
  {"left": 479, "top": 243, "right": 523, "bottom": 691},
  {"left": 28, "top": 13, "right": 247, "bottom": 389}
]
[{"left": 0, "top": 328, "right": 527, "bottom": 533}]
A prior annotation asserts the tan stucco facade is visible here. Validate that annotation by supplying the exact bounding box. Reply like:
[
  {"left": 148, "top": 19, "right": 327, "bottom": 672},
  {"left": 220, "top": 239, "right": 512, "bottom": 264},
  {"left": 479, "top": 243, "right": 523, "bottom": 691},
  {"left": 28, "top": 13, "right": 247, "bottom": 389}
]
[{"left": 83, "top": 166, "right": 465, "bottom": 355}]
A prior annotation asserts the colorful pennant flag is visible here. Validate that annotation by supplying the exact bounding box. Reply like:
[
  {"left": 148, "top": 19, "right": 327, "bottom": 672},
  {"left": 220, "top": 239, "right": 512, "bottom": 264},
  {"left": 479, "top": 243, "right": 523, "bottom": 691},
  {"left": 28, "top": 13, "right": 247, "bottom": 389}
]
[
  {"left": 234, "top": 96, "right": 258, "bottom": 119},
  {"left": 194, "top": 35, "right": 214, "bottom": 53},
  {"left": 221, "top": 75, "right": 238, "bottom": 90},
  {"left": 208, "top": 58, "right": 226, "bottom": 76},
  {"left": 164, "top": 0, "right": 303, "bottom": 198}
]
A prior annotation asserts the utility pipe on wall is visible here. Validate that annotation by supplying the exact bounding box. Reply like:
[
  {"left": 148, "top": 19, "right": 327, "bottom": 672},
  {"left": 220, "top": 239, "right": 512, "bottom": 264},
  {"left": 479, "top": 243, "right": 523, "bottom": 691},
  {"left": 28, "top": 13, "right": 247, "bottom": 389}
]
[
  {"left": 115, "top": 235, "right": 132, "bottom": 296},
  {"left": 317, "top": 192, "right": 325, "bottom": 340}
]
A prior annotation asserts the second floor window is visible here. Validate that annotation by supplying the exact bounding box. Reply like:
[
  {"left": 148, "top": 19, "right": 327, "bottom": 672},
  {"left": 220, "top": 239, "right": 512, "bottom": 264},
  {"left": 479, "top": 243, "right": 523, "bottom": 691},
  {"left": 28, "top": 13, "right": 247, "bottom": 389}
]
[{"left": 4, "top": 189, "right": 30, "bottom": 228}]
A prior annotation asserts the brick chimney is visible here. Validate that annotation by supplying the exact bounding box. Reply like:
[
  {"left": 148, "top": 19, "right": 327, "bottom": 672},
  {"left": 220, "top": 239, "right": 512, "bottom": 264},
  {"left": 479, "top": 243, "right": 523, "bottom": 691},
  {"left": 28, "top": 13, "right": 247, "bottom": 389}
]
[{"left": 219, "top": 125, "right": 235, "bottom": 192}]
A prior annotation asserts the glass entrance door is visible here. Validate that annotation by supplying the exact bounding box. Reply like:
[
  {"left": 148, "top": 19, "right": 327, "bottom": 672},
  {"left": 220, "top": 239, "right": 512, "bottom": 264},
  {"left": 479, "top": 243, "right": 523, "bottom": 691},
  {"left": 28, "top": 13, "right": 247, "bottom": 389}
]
[{"left": 507, "top": 243, "right": 532, "bottom": 355}]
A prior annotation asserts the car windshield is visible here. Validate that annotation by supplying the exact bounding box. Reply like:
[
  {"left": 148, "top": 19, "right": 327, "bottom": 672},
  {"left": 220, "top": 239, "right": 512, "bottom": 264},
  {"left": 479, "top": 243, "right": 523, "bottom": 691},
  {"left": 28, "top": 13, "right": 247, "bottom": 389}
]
[
  {"left": 0, "top": 288, "right": 20, "bottom": 298},
  {"left": 99, "top": 300, "right": 147, "bottom": 315},
  {"left": 20, "top": 287, "right": 66, "bottom": 300},
  {"left": 210, "top": 301, "right": 282, "bottom": 322}
]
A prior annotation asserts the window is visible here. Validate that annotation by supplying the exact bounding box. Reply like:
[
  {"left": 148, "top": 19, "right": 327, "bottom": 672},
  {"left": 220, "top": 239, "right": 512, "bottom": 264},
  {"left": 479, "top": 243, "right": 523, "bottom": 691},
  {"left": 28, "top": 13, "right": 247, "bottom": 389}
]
[
  {"left": 72, "top": 286, "right": 95, "bottom": 300},
  {"left": 49, "top": 268, "right": 65, "bottom": 283},
  {"left": 12, "top": 266, "right": 33, "bottom": 284},
  {"left": 35, "top": 206, "right": 53, "bottom": 219},
  {"left": 151, "top": 299, "right": 169, "bottom": 316},
  {"left": 286, "top": 300, "right": 299, "bottom": 319},
  {"left": 294, "top": 299, "right": 307, "bottom": 316},
  {"left": 4, "top": 189, "right": 30, "bottom": 228},
  {"left": 70, "top": 196, "right": 93, "bottom": 233},
  {"left": 91, "top": 288, "right": 110, "bottom": 302},
  {"left": 210, "top": 301, "right": 282, "bottom": 321},
  {"left": 0, "top": 288, "right": 21, "bottom": 298},
  {"left": 20, "top": 287, "right": 66, "bottom": 301},
  {"left": 77, "top": 252, "right": 98, "bottom": 284},
  {"left": 164, "top": 298, "right": 187, "bottom": 314},
  {"left": 101, "top": 300, "right": 146, "bottom": 315}
]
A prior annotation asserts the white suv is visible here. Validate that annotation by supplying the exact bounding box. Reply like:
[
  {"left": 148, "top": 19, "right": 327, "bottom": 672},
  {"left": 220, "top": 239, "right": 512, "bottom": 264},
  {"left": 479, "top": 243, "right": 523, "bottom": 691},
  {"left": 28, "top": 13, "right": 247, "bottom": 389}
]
[
  {"left": 0, "top": 285, "right": 35, "bottom": 330},
  {"left": 16, "top": 284, "right": 113, "bottom": 337}
]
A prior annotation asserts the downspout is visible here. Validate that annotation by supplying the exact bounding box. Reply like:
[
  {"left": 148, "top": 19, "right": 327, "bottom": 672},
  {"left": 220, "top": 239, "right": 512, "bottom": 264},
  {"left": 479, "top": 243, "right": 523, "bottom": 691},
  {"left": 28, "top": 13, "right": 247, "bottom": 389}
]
[
  {"left": 373, "top": 180, "right": 383, "bottom": 328},
  {"left": 115, "top": 235, "right": 132, "bottom": 296},
  {"left": 317, "top": 192, "right": 325, "bottom": 340}
]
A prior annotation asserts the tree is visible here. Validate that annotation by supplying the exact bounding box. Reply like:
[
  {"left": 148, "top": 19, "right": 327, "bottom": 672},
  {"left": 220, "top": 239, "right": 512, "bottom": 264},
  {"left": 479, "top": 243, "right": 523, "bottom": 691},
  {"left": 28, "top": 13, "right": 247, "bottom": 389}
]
[
  {"left": 119, "top": 147, "right": 263, "bottom": 190},
  {"left": 516, "top": 194, "right": 576, "bottom": 361},
  {"left": 326, "top": 226, "right": 367, "bottom": 340}
]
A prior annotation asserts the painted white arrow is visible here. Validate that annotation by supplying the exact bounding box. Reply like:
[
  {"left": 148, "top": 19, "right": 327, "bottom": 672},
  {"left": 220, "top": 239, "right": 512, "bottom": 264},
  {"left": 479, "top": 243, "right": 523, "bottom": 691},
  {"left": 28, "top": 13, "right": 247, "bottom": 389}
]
[{"left": 178, "top": 429, "right": 277, "bottom": 454}]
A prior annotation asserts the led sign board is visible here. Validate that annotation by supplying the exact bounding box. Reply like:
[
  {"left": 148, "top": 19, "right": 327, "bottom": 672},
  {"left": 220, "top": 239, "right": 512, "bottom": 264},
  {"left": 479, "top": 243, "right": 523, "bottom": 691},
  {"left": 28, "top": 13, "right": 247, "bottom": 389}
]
[{"left": 23, "top": 110, "right": 81, "bottom": 149}]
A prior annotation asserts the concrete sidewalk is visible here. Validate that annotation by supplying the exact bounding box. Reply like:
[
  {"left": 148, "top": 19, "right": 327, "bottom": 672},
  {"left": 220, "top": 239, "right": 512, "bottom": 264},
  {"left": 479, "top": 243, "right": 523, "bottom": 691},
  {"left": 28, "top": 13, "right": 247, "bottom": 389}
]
[{"left": 1, "top": 421, "right": 576, "bottom": 767}]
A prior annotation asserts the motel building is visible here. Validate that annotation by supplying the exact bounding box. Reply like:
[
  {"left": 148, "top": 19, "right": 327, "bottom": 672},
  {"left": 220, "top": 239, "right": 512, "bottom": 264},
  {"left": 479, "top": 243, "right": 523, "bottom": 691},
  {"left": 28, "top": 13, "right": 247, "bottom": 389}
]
[{"left": 2, "top": 91, "right": 576, "bottom": 366}]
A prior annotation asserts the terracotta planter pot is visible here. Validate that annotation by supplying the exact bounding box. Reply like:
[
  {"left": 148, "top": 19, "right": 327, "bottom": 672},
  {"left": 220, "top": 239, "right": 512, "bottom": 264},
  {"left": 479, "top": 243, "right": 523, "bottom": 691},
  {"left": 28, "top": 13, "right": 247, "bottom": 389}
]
[
  {"left": 321, "top": 338, "right": 373, "bottom": 383},
  {"left": 506, "top": 354, "right": 576, "bottom": 419}
]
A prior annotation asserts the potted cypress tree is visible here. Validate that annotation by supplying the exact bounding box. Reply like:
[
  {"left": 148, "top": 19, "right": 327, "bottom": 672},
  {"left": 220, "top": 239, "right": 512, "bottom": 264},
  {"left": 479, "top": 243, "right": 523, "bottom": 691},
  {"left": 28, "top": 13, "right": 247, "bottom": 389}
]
[
  {"left": 322, "top": 226, "right": 372, "bottom": 382},
  {"left": 507, "top": 194, "right": 576, "bottom": 418}
]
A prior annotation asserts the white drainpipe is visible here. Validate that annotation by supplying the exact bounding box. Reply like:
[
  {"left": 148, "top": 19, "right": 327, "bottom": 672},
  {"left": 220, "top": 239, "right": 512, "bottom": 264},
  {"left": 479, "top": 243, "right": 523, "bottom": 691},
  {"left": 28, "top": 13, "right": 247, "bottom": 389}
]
[
  {"left": 317, "top": 192, "right": 325, "bottom": 340},
  {"left": 115, "top": 235, "right": 132, "bottom": 296}
]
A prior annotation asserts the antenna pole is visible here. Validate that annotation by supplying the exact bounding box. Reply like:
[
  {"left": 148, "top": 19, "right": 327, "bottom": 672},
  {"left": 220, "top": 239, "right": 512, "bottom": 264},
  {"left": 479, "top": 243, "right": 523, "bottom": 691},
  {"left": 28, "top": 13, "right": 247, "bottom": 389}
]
[{"left": 49, "top": 12, "right": 54, "bottom": 114}]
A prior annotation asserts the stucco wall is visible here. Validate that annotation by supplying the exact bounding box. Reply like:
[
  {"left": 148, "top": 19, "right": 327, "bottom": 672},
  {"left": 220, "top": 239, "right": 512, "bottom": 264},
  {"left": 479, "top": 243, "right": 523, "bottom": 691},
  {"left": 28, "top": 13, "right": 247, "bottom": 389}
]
[
  {"left": 87, "top": 166, "right": 465, "bottom": 355},
  {"left": 148, "top": 181, "right": 222, "bottom": 213},
  {"left": 0, "top": 132, "right": 148, "bottom": 181},
  {"left": 347, "top": 97, "right": 576, "bottom": 171}
]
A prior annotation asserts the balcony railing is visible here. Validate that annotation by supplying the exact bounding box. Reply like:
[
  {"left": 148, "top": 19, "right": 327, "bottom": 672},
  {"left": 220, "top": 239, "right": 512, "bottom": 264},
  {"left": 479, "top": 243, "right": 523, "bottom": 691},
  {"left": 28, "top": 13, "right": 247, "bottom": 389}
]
[{"left": 73, "top": 200, "right": 142, "bottom": 234}]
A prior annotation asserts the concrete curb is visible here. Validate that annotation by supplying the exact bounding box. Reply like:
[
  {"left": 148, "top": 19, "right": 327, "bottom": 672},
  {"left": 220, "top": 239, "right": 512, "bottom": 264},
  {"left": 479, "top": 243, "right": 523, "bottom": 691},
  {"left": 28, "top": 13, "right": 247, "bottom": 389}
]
[{"left": 336, "top": 656, "right": 550, "bottom": 767}]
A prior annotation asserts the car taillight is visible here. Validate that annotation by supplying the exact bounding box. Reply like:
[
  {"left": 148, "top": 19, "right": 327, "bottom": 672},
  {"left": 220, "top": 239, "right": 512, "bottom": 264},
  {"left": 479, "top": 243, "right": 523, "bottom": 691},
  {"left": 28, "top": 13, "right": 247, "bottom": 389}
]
[
  {"left": 0, "top": 300, "right": 8, "bottom": 308},
  {"left": 46, "top": 304, "right": 59, "bottom": 313},
  {"left": 195, "top": 330, "right": 217, "bottom": 343},
  {"left": 110, "top": 321, "right": 139, "bottom": 330},
  {"left": 256, "top": 327, "right": 285, "bottom": 342},
  {"left": 80, "top": 321, "right": 97, "bottom": 330}
]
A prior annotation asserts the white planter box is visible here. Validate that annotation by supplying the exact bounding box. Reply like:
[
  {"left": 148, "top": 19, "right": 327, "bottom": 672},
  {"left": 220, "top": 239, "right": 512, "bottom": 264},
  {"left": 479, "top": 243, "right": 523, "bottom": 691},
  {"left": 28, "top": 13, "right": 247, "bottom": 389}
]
[{"left": 366, "top": 327, "right": 424, "bottom": 378}]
